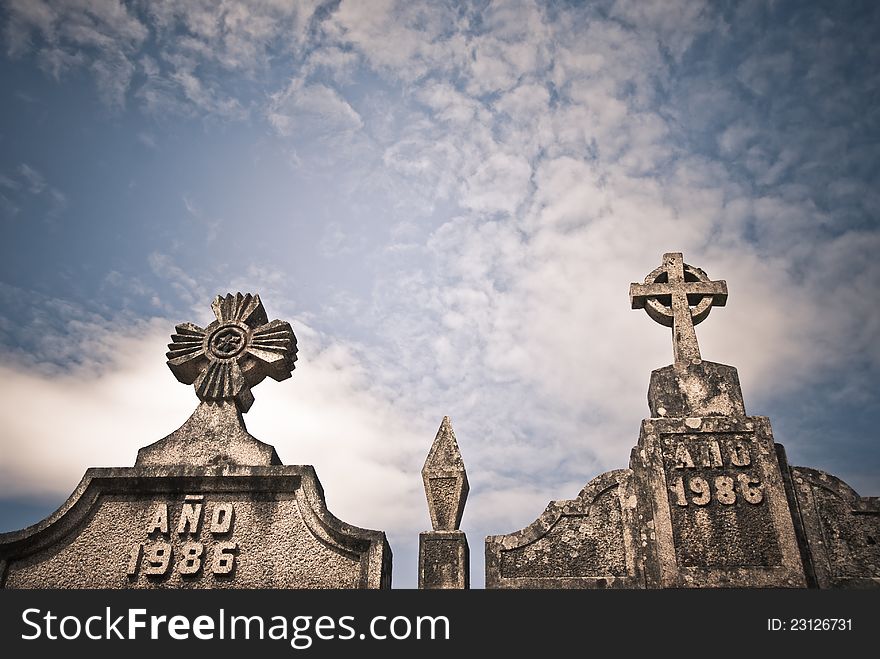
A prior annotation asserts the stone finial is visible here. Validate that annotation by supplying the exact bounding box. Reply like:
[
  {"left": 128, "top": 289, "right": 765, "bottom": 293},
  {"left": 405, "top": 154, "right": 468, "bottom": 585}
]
[
  {"left": 630, "top": 253, "right": 728, "bottom": 365},
  {"left": 166, "top": 293, "right": 297, "bottom": 412},
  {"left": 422, "top": 416, "right": 469, "bottom": 531}
]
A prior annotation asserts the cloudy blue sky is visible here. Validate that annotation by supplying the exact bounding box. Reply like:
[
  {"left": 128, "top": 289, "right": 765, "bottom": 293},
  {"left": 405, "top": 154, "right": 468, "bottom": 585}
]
[{"left": 0, "top": 0, "right": 878, "bottom": 588}]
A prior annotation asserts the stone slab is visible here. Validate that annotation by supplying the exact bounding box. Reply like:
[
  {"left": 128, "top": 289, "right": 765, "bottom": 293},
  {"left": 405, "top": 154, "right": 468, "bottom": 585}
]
[{"left": 0, "top": 465, "right": 391, "bottom": 589}]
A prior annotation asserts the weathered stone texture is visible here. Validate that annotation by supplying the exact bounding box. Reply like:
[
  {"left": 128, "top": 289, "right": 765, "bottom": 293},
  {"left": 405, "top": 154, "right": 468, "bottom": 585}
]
[
  {"left": 166, "top": 293, "right": 297, "bottom": 413},
  {"left": 648, "top": 361, "right": 746, "bottom": 418},
  {"left": 427, "top": 478, "right": 459, "bottom": 530},
  {"left": 629, "top": 252, "right": 727, "bottom": 365},
  {"left": 633, "top": 416, "right": 806, "bottom": 587},
  {"left": 137, "top": 401, "right": 281, "bottom": 467},
  {"left": 0, "top": 467, "right": 391, "bottom": 589},
  {"left": 422, "top": 416, "right": 468, "bottom": 532},
  {"left": 419, "top": 531, "right": 469, "bottom": 589},
  {"left": 485, "top": 470, "right": 644, "bottom": 588},
  {"left": 791, "top": 467, "right": 880, "bottom": 588}
]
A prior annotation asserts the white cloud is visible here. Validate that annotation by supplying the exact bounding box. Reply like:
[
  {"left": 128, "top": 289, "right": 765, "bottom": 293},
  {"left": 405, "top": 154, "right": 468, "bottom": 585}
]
[
  {"left": 326, "top": 0, "right": 467, "bottom": 82},
  {"left": 170, "top": 68, "right": 247, "bottom": 119},
  {"left": 146, "top": 0, "right": 320, "bottom": 70},
  {"left": 319, "top": 221, "right": 365, "bottom": 257},
  {"left": 4, "top": 0, "right": 319, "bottom": 112},
  {"left": 529, "top": 156, "right": 607, "bottom": 229},
  {"left": 0, "top": 164, "right": 67, "bottom": 224},
  {"left": 136, "top": 132, "right": 157, "bottom": 149},
  {"left": 460, "top": 151, "right": 532, "bottom": 215},
  {"left": 267, "top": 78, "right": 363, "bottom": 138},
  {"left": 181, "top": 194, "right": 220, "bottom": 243},
  {"left": 609, "top": 0, "right": 713, "bottom": 61}
]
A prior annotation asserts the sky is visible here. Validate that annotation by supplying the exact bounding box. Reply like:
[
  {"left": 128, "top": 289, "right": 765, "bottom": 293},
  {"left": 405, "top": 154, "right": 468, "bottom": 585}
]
[{"left": 0, "top": 0, "right": 878, "bottom": 589}]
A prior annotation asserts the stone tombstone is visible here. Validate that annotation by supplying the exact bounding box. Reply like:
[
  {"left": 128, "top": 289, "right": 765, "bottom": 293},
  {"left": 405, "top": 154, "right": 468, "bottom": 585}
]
[
  {"left": 418, "top": 417, "right": 469, "bottom": 589},
  {"left": 486, "top": 253, "right": 878, "bottom": 588},
  {"left": 0, "top": 293, "right": 391, "bottom": 589}
]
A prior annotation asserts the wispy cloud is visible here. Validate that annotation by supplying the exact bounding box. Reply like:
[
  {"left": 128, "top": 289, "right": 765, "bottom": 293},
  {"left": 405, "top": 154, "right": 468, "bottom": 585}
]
[
  {"left": 4, "top": 0, "right": 147, "bottom": 107},
  {"left": 136, "top": 131, "right": 157, "bottom": 149},
  {"left": 0, "top": 163, "right": 67, "bottom": 224},
  {"left": 147, "top": 251, "right": 206, "bottom": 310},
  {"left": 181, "top": 193, "right": 221, "bottom": 243},
  {"left": 267, "top": 78, "right": 363, "bottom": 138},
  {"left": 18, "top": 163, "right": 45, "bottom": 194}
]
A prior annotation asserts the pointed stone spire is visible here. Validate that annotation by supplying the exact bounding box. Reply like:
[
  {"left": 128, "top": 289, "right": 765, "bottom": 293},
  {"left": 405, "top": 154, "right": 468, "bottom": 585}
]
[
  {"left": 422, "top": 416, "right": 469, "bottom": 531},
  {"left": 419, "top": 416, "right": 470, "bottom": 589}
]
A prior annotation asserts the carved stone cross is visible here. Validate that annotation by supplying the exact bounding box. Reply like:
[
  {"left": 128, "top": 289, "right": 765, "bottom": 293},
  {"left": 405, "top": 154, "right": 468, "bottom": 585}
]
[
  {"left": 166, "top": 293, "right": 297, "bottom": 412},
  {"left": 630, "top": 253, "right": 727, "bottom": 364}
]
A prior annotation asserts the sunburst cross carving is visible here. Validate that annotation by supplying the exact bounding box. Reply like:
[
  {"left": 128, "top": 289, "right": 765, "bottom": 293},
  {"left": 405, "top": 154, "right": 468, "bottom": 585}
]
[{"left": 166, "top": 293, "right": 297, "bottom": 412}]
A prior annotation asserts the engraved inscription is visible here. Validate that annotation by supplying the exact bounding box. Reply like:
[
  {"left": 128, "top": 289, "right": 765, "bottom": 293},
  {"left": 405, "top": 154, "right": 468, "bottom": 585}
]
[
  {"left": 212, "top": 541, "right": 238, "bottom": 575},
  {"left": 670, "top": 438, "right": 752, "bottom": 470},
  {"left": 661, "top": 434, "right": 781, "bottom": 568},
  {"left": 178, "top": 542, "right": 204, "bottom": 575},
  {"left": 668, "top": 474, "right": 763, "bottom": 507},
  {"left": 210, "top": 503, "right": 234, "bottom": 534},
  {"left": 127, "top": 498, "right": 239, "bottom": 579},
  {"left": 146, "top": 503, "right": 169, "bottom": 535},
  {"left": 668, "top": 437, "right": 764, "bottom": 507},
  {"left": 177, "top": 502, "right": 203, "bottom": 535},
  {"left": 144, "top": 542, "right": 172, "bottom": 575},
  {"left": 126, "top": 543, "right": 142, "bottom": 576}
]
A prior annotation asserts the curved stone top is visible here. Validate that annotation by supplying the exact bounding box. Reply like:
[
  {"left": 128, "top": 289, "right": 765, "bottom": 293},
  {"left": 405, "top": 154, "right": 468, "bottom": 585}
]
[
  {"left": 0, "top": 465, "right": 392, "bottom": 589},
  {"left": 166, "top": 293, "right": 297, "bottom": 413}
]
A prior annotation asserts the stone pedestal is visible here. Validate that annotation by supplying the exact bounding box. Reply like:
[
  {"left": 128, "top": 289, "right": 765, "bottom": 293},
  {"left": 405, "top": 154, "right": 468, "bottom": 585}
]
[
  {"left": 419, "top": 530, "right": 469, "bottom": 589},
  {"left": 648, "top": 360, "right": 745, "bottom": 418},
  {"left": 485, "top": 360, "right": 813, "bottom": 589},
  {"left": 635, "top": 360, "right": 806, "bottom": 587}
]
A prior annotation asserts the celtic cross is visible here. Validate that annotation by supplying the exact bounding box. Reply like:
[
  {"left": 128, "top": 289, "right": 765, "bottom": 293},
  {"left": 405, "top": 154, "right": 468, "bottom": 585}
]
[
  {"left": 165, "top": 293, "right": 297, "bottom": 412},
  {"left": 630, "top": 253, "right": 728, "bottom": 364}
]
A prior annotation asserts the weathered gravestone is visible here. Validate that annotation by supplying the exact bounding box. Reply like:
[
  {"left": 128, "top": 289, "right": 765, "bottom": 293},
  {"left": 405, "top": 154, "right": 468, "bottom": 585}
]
[
  {"left": 0, "top": 293, "right": 391, "bottom": 588},
  {"left": 418, "top": 417, "right": 469, "bottom": 589},
  {"left": 486, "top": 253, "right": 879, "bottom": 588}
]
